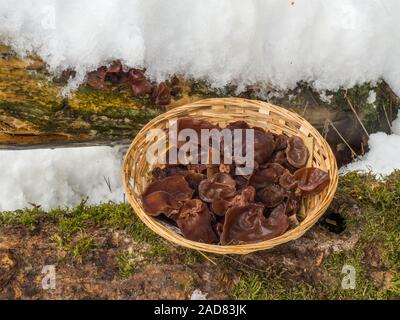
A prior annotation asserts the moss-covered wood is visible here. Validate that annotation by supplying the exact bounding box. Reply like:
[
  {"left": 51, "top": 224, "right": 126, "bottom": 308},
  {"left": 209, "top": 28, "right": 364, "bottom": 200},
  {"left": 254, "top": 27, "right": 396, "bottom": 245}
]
[
  {"left": 1, "top": 44, "right": 398, "bottom": 167},
  {"left": 0, "top": 44, "right": 163, "bottom": 146}
]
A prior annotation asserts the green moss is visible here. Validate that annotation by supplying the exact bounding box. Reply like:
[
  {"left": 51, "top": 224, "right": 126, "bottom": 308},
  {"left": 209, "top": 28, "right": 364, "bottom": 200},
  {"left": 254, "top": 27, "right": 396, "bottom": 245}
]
[
  {"left": 232, "top": 272, "right": 318, "bottom": 300},
  {"left": 0, "top": 207, "right": 43, "bottom": 227},
  {"left": 232, "top": 274, "right": 264, "bottom": 300},
  {"left": 0, "top": 50, "right": 162, "bottom": 142},
  {"left": 51, "top": 231, "right": 97, "bottom": 262},
  {"left": 340, "top": 171, "right": 400, "bottom": 255},
  {"left": 70, "top": 85, "right": 156, "bottom": 112},
  {"left": 341, "top": 83, "right": 379, "bottom": 132},
  {"left": 0, "top": 200, "right": 171, "bottom": 262},
  {"left": 323, "top": 251, "right": 378, "bottom": 299},
  {"left": 30, "top": 201, "right": 169, "bottom": 260},
  {"left": 324, "top": 171, "right": 400, "bottom": 299},
  {"left": 182, "top": 250, "right": 205, "bottom": 266},
  {"left": 115, "top": 251, "right": 136, "bottom": 278},
  {"left": 2, "top": 171, "right": 400, "bottom": 298},
  {"left": 0, "top": 97, "right": 161, "bottom": 139},
  {"left": 71, "top": 234, "right": 97, "bottom": 262},
  {"left": 327, "top": 82, "right": 399, "bottom": 134},
  {"left": 269, "top": 81, "right": 398, "bottom": 135}
]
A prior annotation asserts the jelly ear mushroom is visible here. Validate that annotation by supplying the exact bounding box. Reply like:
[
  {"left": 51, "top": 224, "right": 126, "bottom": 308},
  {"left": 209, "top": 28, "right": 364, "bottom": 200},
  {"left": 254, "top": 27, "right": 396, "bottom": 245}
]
[
  {"left": 293, "top": 167, "right": 330, "bottom": 195},
  {"left": 176, "top": 199, "right": 218, "bottom": 244},
  {"left": 144, "top": 175, "right": 193, "bottom": 199},
  {"left": 266, "top": 203, "right": 290, "bottom": 234},
  {"left": 141, "top": 175, "right": 194, "bottom": 217},
  {"left": 248, "top": 168, "right": 278, "bottom": 189},
  {"left": 274, "top": 134, "right": 289, "bottom": 151},
  {"left": 184, "top": 171, "right": 206, "bottom": 195},
  {"left": 153, "top": 82, "right": 171, "bottom": 105},
  {"left": 216, "top": 222, "right": 224, "bottom": 237},
  {"left": 257, "top": 184, "right": 285, "bottom": 208},
  {"left": 178, "top": 117, "right": 219, "bottom": 134},
  {"left": 107, "top": 60, "right": 123, "bottom": 73},
  {"left": 163, "top": 164, "right": 189, "bottom": 177},
  {"left": 279, "top": 171, "right": 298, "bottom": 190},
  {"left": 271, "top": 150, "right": 296, "bottom": 172},
  {"left": 233, "top": 185, "right": 256, "bottom": 205},
  {"left": 211, "top": 172, "right": 236, "bottom": 187},
  {"left": 211, "top": 186, "right": 256, "bottom": 216},
  {"left": 283, "top": 190, "right": 300, "bottom": 216},
  {"left": 220, "top": 203, "right": 289, "bottom": 245},
  {"left": 249, "top": 163, "right": 287, "bottom": 189},
  {"left": 226, "top": 121, "right": 250, "bottom": 130},
  {"left": 263, "top": 162, "right": 288, "bottom": 175},
  {"left": 210, "top": 199, "right": 229, "bottom": 217},
  {"left": 230, "top": 125, "right": 275, "bottom": 166},
  {"left": 141, "top": 191, "right": 181, "bottom": 218},
  {"left": 87, "top": 66, "right": 108, "bottom": 90},
  {"left": 234, "top": 175, "right": 250, "bottom": 190},
  {"left": 198, "top": 173, "right": 236, "bottom": 203},
  {"left": 129, "top": 69, "right": 152, "bottom": 97},
  {"left": 187, "top": 163, "right": 208, "bottom": 174},
  {"left": 105, "top": 60, "right": 123, "bottom": 84},
  {"left": 253, "top": 129, "right": 276, "bottom": 165},
  {"left": 286, "top": 136, "right": 309, "bottom": 168}
]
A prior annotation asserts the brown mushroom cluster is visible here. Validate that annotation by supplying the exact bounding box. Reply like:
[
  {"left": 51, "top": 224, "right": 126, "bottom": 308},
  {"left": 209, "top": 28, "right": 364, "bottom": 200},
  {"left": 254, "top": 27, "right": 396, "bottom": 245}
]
[
  {"left": 86, "top": 60, "right": 174, "bottom": 105},
  {"left": 140, "top": 117, "right": 330, "bottom": 245}
]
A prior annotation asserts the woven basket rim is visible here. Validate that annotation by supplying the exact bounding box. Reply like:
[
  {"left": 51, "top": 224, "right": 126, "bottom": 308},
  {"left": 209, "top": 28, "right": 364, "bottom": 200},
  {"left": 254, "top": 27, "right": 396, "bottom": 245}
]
[{"left": 122, "top": 98, "right": 338, "bottom": 255}]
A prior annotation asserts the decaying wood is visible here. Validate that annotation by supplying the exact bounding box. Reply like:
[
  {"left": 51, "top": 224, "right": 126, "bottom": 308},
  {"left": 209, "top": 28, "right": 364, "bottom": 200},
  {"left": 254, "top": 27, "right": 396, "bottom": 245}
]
[
  {"left": 1, "top": 43, "right": 398, "bottom": 167},
  {"left": 0, "top": 44, "right": 161, "bottom": 147}
]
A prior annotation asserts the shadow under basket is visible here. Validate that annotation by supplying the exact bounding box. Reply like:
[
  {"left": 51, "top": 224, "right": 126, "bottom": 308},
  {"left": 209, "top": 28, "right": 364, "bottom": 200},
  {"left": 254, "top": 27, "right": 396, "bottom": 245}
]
[{"left": 122, "top": 98, "right": 338, "bottom": 254}]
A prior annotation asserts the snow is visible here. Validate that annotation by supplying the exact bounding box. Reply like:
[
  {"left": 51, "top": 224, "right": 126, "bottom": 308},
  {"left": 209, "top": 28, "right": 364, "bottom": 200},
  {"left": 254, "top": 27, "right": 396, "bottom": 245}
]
[
  {"left": 367, "top": 90, "right": 377, "bottom": 105},
  {"left": 1, "top": 0, "right": 400, "bottom": 95},
  {"left": 342, "top": 112, "right": 400, "bottom": 176},
  {"left": 319, "top": 91, "right": 333, "bottom": 103},
  {"left": 1, "top": 1, "right": 400, "bottom": 209},
  {"left": 342, "top": 133, "right": 400, "bottom": 176},
  {"left": 0, "top": 146, "right": 124, "bottom": 211}
]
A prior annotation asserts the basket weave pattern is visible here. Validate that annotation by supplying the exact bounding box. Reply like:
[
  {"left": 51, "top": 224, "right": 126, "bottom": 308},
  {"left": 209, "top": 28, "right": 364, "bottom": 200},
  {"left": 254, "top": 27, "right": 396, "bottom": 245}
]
[{"left": 123, "top": 98, "right": 338, "bottom": 254}]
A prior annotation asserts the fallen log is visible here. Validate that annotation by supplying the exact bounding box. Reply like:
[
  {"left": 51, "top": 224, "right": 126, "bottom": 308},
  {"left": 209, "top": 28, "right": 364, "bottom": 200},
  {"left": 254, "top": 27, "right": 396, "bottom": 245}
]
[
  {"left": 0, "top": 44, "right": 166, "bottom": 147},
  {"left": 1, "top": 44, "right": 398, "bottom": 167}
]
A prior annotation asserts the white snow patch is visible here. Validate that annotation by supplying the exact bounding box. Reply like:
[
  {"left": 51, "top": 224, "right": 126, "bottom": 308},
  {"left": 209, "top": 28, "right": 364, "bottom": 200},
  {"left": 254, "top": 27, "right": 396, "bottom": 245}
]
[
  {"left": 367, "top": 90, "right": 376, "bottom": 105},
  {"left": 1, "top": 0, "right": 400, "bottom": 94},
  {"left": 0, "top": 146, "right": 124, "bottom": 211},
  {"left": 342, "top": 112, "right": 400, "bottom": 176},
  {"left": 342, "top": 132, "right": 400, "bottom": 176},
  {"left": 319, "top": 91, "right": 333, "bottom": 103}
]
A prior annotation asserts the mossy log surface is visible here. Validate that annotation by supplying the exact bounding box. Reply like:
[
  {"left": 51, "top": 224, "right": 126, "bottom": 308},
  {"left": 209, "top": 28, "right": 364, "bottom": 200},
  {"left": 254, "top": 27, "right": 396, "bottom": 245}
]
[
  {"left": 1, "top": 44, "right": 398, "bottom": 166},
  {"left": 0, "top": 44, "right": 163, "bottom": 147}
]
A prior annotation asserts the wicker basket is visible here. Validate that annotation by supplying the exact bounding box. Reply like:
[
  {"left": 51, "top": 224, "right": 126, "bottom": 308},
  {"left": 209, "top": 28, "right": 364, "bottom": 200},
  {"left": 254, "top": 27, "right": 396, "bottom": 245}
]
[{"left": 122, "top": 98, "right": 338, "bottom": 254}]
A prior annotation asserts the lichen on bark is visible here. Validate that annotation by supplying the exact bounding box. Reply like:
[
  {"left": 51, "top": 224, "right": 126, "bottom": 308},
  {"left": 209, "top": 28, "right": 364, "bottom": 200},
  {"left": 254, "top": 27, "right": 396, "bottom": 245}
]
[{"left": 1, "top": 43, "right": 398, "bottom": 167}]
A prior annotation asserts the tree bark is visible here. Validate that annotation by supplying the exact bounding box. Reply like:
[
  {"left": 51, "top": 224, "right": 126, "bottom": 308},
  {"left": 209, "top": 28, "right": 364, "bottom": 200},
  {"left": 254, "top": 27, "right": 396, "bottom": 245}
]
[
  {"left": 1, "top": 44, "right": 398, "bottom": 166},
  {"left": 0, "top": 44, "right": 168, "bottom": 147}
]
